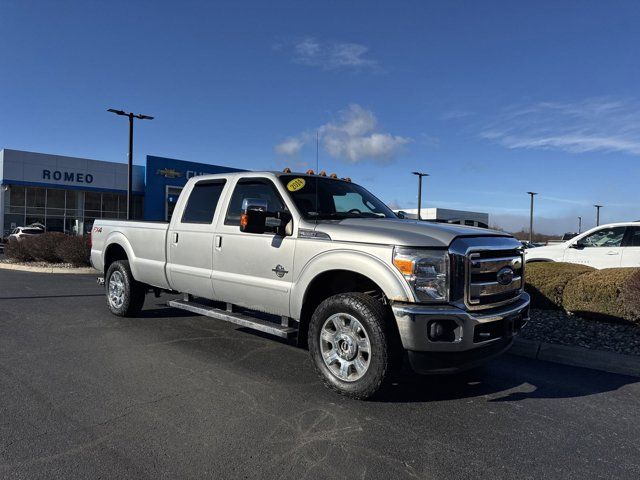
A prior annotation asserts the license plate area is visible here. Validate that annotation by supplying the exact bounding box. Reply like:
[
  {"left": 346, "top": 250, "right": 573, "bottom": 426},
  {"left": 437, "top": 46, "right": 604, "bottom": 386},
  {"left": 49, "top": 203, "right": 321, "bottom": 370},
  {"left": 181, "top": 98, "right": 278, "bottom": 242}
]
[{"left": 473, "top": 313, "right": 525, "bottom": 343}]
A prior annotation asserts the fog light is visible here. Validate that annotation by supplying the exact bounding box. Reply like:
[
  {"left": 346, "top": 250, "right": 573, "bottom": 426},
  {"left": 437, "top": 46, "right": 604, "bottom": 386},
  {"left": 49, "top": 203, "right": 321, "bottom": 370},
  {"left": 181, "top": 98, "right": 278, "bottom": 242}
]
[
  {"left": 428, "top": 320, "right": 457, "bottom": 342},
  {"left": 429, "top": 321, "right": 444, "bottom": 339}
]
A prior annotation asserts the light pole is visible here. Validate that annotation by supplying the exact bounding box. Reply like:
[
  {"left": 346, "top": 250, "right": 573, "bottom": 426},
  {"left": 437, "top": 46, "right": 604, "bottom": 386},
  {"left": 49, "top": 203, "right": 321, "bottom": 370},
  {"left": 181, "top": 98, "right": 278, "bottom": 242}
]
[
  {"left": 108, "top": 108, "right": 154, "bottom": 220},
  {"left": 412, "top": 171, "right": 429, "bottom": 220},
  {"left": 526, "top": 192, "right": 537, "bottom": 243},
  {"left": 594, "top": 204, "right": 603, "bottom": 227},
  {"left": 578, "top": 216, "right": 582, "bottom": 234}
]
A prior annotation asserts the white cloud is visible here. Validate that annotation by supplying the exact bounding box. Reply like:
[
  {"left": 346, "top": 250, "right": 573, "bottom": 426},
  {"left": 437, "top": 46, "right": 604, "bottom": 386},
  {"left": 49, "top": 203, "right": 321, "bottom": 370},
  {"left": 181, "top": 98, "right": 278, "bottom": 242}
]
[
  {"left": 287, "top": 37, "right": 378, "bottom": 70},
  {"left": 275, "top": 104, "right": 410, "bottom": 164},
  {"left": 481, "top": 97, "right": 640, "bottom": 156},
  {"left": 273, "top": 137, "right": 306, "bottom": 156}
]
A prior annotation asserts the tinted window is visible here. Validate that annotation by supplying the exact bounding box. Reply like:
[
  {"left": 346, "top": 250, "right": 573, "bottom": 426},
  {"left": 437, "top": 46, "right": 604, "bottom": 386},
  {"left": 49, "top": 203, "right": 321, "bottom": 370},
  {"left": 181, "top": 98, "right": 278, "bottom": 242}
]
[
  {"left": 181, "top": 181, "right": 226, "bottom": 224},
  {"left": 626, "top": 227, "right": 640, "bottom": 247},
  {"left": 577, "top": 226, "right": 626, "bottom": 248},
  {"left": 23, "top": 228, "right": 44, "bottom": 234},
  {"left": 225, "top": 179, "right": 286, "bottom": 228}
]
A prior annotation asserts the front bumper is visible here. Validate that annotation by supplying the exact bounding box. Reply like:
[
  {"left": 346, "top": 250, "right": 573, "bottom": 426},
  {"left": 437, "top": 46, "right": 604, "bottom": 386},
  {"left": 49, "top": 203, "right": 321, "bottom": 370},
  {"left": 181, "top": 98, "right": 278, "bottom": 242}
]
[
  {"left": 391, "top": 293, "right": 530, "bottom": 371},
  {"left": 392, "top": 293, "right": 529, "bottom": 374}
]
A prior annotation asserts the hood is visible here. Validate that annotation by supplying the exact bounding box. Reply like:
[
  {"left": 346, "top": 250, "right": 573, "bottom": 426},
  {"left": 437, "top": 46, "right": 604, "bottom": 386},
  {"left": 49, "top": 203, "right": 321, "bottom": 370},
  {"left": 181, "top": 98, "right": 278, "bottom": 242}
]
[
  {"left": 524, "top": 243, "right": 567, "bottom": 257},
  {"left": 309, "top": 217, "right": 510, "bottom": 247}
]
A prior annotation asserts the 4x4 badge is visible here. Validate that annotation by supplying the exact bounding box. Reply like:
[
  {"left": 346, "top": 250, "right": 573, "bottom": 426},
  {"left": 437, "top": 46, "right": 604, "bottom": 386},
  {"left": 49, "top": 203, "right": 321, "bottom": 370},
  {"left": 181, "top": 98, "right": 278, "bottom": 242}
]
[{"left": 272, "top": 265, "right": 289, "bottom": 278}]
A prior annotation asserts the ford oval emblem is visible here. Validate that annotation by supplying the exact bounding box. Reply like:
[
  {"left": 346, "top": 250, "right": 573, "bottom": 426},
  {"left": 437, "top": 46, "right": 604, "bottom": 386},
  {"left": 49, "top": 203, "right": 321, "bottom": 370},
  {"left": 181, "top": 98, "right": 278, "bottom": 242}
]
[{"left": 496, "top": 267, "right": 515, "bottom": 286}]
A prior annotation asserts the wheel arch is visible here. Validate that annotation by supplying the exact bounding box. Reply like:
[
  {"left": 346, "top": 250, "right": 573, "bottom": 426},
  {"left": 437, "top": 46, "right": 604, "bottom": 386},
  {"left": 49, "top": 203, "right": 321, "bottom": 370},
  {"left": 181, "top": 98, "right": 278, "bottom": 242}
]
[
  {"left": 103, "top": 233, "right": 137, "bottom": 278},
  {"left": 291, "top": 250, "right": 412, "bottom": 347},
  {"left": 525, "top": 258, "right": 555, "bottom": 264}
]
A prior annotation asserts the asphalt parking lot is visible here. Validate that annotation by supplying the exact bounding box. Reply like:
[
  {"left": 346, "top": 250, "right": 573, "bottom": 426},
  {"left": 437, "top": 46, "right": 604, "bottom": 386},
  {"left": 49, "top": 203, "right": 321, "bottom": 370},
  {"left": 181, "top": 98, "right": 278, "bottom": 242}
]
[{"left": 1, "top": 270, "right": 639, "bottom": 479}]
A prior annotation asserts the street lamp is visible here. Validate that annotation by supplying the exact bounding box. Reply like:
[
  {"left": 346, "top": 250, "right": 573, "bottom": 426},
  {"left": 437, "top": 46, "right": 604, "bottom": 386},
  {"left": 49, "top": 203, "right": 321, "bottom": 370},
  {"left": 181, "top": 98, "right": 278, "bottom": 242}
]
[
  {"left": 412, "top": 171, "right": 429, "bottom": 220},
  {"left": 526, "top": 192, "right": 537, "bottom": 243},
  {"left": 107, "top": 108, "right": 154, "bottom": 220},
  {"left": 578, "top": 216, "right": 582, "bottom": 234},
  {"left": 594, "top": 204, "right": 603, "bottom": 227}
]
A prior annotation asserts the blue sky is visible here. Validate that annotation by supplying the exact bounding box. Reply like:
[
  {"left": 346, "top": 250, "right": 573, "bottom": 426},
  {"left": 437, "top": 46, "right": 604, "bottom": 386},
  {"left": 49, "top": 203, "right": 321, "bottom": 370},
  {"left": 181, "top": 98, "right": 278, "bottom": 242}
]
[{"left": 1, "top": 0, "right": 639, "bottom": 234}]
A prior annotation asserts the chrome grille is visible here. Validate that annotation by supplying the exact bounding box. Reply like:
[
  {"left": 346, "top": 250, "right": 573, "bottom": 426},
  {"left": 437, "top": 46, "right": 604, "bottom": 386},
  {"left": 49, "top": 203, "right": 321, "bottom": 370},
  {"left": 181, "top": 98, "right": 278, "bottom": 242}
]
[{"left": 466, "top": 249, "right": 524, "bottom": 310}]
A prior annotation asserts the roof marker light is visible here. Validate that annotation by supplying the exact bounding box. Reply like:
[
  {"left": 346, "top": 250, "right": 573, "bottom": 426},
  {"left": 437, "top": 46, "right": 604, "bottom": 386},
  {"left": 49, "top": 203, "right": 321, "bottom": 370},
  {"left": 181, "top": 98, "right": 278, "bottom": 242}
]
[
  {"left": 329, "top": 173, "right": 338, "bottom": 179},
  {"left": 319, "top": 170, "right": 327, "bottom": 176},
  {"left": 283, "top": 167, "right": 291, "bottom": 173},
  {"left": 306, "top": 169, "right": 315, "bottom": 175}
]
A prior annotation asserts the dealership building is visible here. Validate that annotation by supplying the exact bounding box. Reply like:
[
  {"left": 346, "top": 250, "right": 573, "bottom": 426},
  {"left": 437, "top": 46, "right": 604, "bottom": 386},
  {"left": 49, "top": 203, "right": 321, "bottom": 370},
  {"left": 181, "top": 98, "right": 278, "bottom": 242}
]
[{"left": 0, "top": 149, "right": 241, "bottom": 236}]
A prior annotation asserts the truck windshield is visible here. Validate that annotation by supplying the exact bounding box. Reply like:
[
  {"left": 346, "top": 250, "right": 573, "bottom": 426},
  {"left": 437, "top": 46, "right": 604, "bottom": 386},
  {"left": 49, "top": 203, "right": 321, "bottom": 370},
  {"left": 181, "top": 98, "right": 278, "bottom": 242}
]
[{"left": 279, "top": 175, "right": 395, "bottom": 220}]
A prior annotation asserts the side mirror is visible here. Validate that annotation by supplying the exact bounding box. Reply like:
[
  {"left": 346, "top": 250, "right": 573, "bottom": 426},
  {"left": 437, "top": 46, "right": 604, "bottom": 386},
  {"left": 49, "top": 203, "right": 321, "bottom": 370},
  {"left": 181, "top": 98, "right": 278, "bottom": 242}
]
[
  {"left": 240, "top": 198, "right": 268, "bottom": 234},
  {"left": 397, "top": 210, "right": 407, "bottom": 219}
]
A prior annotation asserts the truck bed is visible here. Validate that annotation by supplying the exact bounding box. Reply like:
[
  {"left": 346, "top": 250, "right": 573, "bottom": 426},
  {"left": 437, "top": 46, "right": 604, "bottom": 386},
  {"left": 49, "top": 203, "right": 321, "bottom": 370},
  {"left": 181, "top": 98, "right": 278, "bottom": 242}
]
[{"left": 91, "top": 219, "right": 171, "bottom": 290}]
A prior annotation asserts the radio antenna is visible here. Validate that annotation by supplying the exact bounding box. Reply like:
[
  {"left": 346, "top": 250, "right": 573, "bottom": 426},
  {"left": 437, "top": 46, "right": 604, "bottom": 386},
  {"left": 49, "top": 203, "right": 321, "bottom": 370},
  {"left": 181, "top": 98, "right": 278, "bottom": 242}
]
[{"left": 315, "top": 130, "right": 319, "bottom": 226}]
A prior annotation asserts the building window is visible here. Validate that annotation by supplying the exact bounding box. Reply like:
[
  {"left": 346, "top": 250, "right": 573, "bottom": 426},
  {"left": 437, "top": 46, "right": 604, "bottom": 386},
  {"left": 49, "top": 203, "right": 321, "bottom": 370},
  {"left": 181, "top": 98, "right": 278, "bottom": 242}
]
[
  {"left": 84, "top": 191, "right": 101, "bottom": 218},
  {"left": 2, "top": 186, "right": 144, "bottom": 236}
]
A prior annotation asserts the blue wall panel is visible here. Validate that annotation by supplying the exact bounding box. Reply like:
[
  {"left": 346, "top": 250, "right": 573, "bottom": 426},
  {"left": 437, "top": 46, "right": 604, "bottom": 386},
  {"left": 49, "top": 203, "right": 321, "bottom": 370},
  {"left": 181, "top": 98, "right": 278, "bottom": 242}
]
[{"left": 144, "top": 155, "right": 244, "bottom": 221}]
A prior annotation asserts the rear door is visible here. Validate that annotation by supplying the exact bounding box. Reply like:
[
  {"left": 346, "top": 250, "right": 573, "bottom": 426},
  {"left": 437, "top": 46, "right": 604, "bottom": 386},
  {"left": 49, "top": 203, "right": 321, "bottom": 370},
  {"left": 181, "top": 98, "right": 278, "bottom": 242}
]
[
  {"left": 564, "top": 226, "right": 626, "bottom": 269},
  {"left": 621, "top": 226, "right": 640, "bottom": 267},
  {"left": 211, "top": 177, "right": 296, "bottom": 316},
  {"left": 166, "top": 179, "right": 227, "bottom": 299}
]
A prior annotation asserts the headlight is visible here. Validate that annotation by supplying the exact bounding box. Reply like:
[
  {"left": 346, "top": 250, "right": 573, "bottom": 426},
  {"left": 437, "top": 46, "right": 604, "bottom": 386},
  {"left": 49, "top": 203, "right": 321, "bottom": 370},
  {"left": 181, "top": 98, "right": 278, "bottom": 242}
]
[{"left": 392, "top": 247, "right": 450, "bottom": 302}]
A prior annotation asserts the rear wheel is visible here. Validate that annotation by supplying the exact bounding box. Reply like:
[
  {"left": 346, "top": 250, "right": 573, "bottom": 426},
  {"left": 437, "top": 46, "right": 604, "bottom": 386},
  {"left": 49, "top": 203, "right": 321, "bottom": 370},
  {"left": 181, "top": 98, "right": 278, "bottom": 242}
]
[
  {"left": 105, "top": 260, "right": 146, "bottom": 316},
  {"left": 308, "top": 293, "right": 396, "bottom": 400}
]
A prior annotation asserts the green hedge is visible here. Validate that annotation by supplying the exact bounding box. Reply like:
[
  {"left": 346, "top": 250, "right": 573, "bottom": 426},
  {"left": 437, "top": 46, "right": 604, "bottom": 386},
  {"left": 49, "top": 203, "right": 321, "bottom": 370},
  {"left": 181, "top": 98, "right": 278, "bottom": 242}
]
[
  {"left": 525, "top": 262, "right": 595, "bottom": 309},
  {"left": 563, "top": 268, "right": 640, "bottom": 323}
]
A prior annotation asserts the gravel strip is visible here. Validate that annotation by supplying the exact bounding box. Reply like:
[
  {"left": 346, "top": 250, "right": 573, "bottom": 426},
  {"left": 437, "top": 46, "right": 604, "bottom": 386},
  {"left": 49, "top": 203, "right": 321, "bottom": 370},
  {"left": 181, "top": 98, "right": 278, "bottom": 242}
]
[
  {"left": 522, "top": 309, "right": 640, "bottom": 356},
  {"left": 0, "top": 259, "right": 81, "bottom": 269}
]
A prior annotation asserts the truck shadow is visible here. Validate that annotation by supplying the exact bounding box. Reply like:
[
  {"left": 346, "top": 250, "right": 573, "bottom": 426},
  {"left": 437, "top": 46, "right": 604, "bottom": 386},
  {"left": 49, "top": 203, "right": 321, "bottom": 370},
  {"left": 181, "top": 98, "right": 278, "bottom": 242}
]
[
  {"left": 372, "top": 355, "right": 638, "bottom": 404},
  {"left": 126, "top": 302, "right": 639, "bottom": 405}
]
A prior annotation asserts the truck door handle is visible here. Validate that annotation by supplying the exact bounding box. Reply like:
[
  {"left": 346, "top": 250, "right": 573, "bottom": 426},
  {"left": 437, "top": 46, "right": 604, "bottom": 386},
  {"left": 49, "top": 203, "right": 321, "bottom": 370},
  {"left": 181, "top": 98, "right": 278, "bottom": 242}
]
[
  {"left": 173, "top": 232, "right": 179, "bottom": 243},
  {"left": 215, "top": 235, "right": 222, "bottom": 248}
]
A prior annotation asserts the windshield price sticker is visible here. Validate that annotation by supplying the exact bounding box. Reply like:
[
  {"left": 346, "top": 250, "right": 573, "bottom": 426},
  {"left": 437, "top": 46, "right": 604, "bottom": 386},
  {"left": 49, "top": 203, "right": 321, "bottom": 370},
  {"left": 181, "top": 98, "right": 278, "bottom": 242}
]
[{"left": 287, "top": 178, "right": 306, "bottom": 192}]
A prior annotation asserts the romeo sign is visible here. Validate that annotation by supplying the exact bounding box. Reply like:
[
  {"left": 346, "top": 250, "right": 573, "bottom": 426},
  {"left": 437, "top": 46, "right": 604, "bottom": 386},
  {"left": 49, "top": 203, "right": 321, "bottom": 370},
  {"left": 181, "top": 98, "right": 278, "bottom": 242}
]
[{"left": 42, "top": 169, "right": 94, "bottom": 184}]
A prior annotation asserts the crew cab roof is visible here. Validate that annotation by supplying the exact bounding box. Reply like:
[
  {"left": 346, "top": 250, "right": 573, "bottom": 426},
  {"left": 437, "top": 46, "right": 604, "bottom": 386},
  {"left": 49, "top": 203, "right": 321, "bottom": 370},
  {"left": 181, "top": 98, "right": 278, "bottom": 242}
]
[{"left": 182, "top": 171, "right": 352, "bottom": 183}]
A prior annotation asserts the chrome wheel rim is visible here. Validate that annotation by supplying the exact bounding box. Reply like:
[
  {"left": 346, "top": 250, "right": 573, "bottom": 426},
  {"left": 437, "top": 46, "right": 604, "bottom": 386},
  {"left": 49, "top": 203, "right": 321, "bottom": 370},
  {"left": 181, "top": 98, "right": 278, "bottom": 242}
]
[
  {"left": 319, "top": 313, "right": 371, "bottom": 382},
  {"left": 108, "top": 271, "right": 125, "bottom": 309}
]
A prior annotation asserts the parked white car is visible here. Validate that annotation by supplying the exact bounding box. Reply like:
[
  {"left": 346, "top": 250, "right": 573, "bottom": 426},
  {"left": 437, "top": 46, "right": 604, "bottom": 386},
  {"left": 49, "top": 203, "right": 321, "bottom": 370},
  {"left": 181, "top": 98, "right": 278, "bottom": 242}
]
[
  {"left": 8, "top": 226, "right": 45, "bottom": 242},
  {"left": 525, "top": 222, "right": 640, "bottom": 269}
]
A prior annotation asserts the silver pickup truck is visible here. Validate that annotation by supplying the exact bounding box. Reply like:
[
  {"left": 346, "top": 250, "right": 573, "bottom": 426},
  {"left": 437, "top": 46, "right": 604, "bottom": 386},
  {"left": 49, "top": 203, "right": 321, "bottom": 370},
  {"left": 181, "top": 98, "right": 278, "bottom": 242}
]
[{"left": 91, "top": 170, "right": 529, "bottom": 399}]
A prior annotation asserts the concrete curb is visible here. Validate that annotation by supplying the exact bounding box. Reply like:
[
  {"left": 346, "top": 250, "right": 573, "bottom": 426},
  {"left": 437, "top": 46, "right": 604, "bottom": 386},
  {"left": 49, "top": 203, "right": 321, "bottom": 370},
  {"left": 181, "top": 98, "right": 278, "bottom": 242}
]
[
  {"left": 509, "top": 338, "right": 640, "bottom": 378},
  {"left": 0, "top": 263, "right": 97, "bottom": 275}
]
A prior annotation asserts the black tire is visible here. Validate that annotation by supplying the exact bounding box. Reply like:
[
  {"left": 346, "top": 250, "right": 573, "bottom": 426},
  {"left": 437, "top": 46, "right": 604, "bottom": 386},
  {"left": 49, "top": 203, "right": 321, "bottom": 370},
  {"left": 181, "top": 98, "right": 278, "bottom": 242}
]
[
  {"left": 105, "top": 260, "right": 146, "bottom": 317},
  {"left": 308, "top": 292, "right": 397, "bottom": 400}
]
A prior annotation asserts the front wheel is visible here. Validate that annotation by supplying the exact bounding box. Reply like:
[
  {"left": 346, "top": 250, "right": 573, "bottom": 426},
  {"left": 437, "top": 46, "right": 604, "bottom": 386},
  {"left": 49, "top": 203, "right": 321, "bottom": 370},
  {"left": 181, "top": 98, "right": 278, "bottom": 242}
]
[
  {"left": 308, "top": 293, "right": 396, "bottom": 400},
  {"left": 105, "top": 260, "right": 146, "bottom": 317}
]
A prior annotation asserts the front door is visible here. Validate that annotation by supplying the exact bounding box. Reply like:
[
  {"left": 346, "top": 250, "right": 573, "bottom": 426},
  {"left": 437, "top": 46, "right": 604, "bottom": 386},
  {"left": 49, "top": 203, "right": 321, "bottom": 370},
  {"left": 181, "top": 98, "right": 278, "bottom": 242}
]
[
  {"left": 621, "top": 226, "right": 640, "bottom": 267},
  {"left": 212, "top": 177, "right": 296, "bottom": 317},
  {"left": 564, "top": 226, "right": 626, "bottom": 269},
  {"left": 167, "top": 179, "right": 227, "bottom": 299}
]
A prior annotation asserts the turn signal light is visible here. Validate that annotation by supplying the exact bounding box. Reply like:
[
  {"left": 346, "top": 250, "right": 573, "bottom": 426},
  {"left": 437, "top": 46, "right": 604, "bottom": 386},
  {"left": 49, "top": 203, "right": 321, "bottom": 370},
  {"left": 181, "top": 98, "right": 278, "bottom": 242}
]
[
  {"left": 393, "top": 258, "right": 414, "bottom": 275},
  {"left": 240, "top": 213, "right": 248, "bottom": 228}
]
